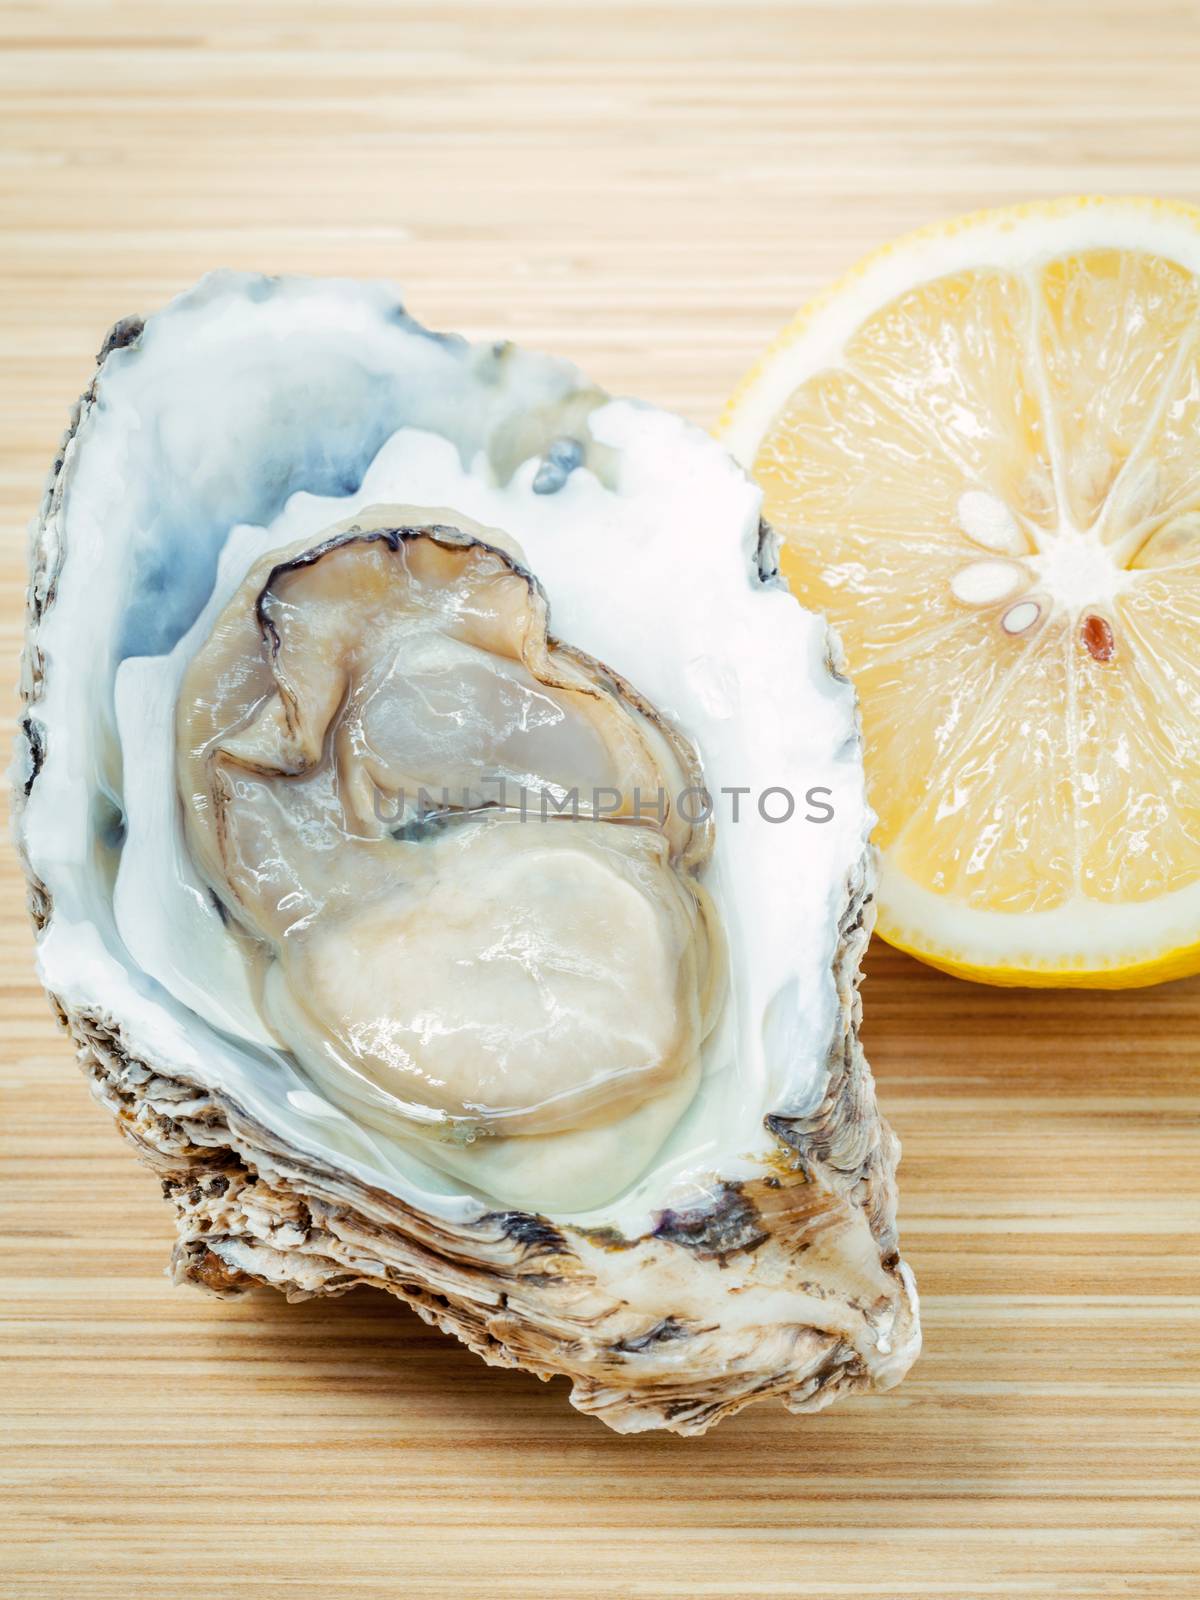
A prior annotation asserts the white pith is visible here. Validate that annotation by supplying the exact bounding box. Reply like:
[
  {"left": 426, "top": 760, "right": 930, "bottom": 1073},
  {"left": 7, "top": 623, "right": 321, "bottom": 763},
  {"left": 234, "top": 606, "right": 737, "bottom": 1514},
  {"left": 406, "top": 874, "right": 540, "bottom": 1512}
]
[{"left": 951, "top": 522, "right": 1130, "bottom": 635}]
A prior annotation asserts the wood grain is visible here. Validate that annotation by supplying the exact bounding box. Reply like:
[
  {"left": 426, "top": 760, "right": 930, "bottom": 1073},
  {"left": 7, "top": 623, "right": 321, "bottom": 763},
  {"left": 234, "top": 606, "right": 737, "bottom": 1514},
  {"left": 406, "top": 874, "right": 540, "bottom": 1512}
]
[{"left": 2, "top": 3, "right": 1199, "bottom": 1596}]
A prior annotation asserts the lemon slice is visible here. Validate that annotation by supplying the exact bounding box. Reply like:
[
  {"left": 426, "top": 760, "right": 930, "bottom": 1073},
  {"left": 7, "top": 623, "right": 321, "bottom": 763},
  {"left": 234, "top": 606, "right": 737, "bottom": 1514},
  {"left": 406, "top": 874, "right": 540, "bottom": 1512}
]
[{"left": 721, "top": 197, "right": 1200, "bottom": 987}]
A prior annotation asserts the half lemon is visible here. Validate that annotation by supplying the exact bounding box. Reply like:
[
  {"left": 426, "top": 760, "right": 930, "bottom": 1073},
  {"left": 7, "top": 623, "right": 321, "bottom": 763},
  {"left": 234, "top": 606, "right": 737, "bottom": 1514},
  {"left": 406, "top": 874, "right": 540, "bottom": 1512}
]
[{"left": 721, "top": 196, "right": 1200, "bottom": 987}]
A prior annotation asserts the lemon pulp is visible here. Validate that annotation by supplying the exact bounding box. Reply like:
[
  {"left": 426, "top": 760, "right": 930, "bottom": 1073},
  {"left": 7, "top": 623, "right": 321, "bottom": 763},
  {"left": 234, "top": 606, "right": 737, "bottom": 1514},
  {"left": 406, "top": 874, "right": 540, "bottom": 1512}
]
[{"left": 724, "top": 200, "right": 1200, "bottom": 986}]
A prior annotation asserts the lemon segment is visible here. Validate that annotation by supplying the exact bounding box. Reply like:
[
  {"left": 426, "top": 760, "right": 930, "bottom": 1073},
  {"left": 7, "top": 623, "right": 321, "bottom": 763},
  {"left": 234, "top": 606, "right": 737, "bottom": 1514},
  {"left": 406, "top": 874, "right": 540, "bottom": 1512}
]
[{"left": 721, "top": 197, "right": 1200, "bottom": 987}]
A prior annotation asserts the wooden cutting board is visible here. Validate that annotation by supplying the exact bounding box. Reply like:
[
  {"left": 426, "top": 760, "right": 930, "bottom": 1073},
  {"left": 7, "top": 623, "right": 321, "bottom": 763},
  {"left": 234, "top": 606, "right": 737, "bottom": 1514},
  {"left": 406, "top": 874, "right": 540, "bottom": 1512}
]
[{"left": 2, "top": 4, "right": 1198, "bottom": 1596}]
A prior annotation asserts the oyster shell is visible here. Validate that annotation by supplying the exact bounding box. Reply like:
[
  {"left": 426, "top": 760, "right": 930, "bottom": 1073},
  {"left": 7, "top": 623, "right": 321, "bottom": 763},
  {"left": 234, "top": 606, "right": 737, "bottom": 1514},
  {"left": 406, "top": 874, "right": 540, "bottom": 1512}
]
[{"left": 17, "top": 274, "right": 919, "bottom": 1433}]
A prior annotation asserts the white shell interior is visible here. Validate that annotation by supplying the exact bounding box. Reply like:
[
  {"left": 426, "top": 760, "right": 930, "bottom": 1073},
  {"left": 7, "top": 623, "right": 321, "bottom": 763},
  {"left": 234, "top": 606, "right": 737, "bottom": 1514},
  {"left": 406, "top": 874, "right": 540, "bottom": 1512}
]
[{"left": 23, "top": 273, "right": 870, "bottom": 1232}]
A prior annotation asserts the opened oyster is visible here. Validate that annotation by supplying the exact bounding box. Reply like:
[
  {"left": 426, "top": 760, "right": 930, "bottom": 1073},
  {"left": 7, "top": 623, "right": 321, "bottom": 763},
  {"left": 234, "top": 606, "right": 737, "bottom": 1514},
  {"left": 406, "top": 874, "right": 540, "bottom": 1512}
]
[{"left": 18, "top": 274, "right": 919, "bottom": 1433}]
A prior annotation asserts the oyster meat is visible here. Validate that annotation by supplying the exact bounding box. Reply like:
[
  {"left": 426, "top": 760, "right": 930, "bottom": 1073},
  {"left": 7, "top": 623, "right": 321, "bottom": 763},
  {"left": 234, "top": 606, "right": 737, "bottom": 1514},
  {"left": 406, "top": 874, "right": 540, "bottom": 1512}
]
[
  {"left": 176, "top": 509, "right": 723, "bottom": 1210},
  {"left": 18, "top": 274, "right": 919, "bottom": 1433}
]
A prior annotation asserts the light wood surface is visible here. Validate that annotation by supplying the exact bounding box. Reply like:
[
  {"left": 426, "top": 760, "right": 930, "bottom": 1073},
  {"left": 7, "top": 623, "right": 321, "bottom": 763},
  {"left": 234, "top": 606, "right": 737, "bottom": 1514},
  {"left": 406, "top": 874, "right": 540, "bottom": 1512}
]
[{"left": 3, "top": 4, "right": 1199, "bottom": 1597}]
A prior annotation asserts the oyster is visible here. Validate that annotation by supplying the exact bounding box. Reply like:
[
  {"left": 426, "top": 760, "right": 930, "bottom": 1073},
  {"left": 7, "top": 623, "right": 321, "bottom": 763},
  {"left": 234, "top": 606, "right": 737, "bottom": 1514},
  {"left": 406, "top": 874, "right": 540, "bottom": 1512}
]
[
  {"left": 176, "top": 509, "right": 723, "bottom": 1211},
  {"left": 17, "top": 274, "right": 919, "bottom": 1433}
]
